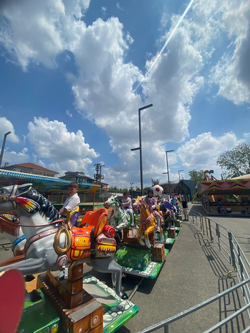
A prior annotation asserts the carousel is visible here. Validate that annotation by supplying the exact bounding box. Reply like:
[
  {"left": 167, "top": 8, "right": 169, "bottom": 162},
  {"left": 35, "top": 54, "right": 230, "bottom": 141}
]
[
  {"left": 104, "top": 180, "right": 182, "bottom": 279},
  {"left": 0, "top": 183, "right": 138, "bottom": 333},
  {"left": 0, "top": 179, "right": 182, "bottom": 332}
]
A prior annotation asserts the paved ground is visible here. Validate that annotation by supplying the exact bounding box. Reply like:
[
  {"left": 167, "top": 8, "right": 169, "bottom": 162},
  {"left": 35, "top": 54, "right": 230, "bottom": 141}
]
[
  {"left": 1, "top": 205, "right": 250, "bottom": 332},
  {"left": 191, "top": 204, "right": 250, "bottom": 261}
]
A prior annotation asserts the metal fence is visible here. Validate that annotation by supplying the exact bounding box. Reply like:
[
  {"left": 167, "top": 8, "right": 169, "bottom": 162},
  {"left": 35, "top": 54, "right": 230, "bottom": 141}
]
[{"left": 137, "top": 212, "right": 250, "bottom": 333}]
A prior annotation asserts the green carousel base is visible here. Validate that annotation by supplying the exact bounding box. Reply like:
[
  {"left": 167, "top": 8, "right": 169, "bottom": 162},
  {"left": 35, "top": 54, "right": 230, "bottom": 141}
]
[
  {"left": 117, "top": 247, "right": 169, "bottom": 279},
  {"left": 18, "top": 275, "right": 138, "bottom": 333},
  {"left": 83, "top": 275, "right": 139, "bottom": 333}
]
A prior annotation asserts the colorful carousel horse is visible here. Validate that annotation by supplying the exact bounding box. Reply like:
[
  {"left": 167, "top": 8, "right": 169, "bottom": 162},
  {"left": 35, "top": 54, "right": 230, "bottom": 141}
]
[
  {"left": 0, "top": 183, "right": 127, "bottom": 299},
  {"left": 104, "top": 195, "right": 137, "bottom": 230},
  {"left": 133, "top": 196, "right": 164, "bottom": 248},
  {"left": 0, "top": 214, "right": 26, "bottom": 256}
]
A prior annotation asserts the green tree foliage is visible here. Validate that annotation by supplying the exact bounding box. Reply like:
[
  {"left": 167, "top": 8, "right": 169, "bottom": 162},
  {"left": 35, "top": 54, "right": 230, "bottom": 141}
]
[
  {"left": 188, "top": 170, "right": 204, "bottom": 184},
  {"left": 217, "top": 143, "right": 250, "bottom": 179}
]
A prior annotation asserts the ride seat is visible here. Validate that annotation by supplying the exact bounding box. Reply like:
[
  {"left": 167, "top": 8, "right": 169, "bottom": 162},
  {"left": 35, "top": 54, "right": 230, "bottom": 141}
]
[
  {"left": 78, "top": 208, "right": 108, "bottom": 237},
  {"left": 69, "top": 206, "right": 80, "bottom": 227}
]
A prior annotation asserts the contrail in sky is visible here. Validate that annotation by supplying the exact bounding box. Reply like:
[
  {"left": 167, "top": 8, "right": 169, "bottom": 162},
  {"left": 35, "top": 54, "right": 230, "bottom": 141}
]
[{"left": 121, "top": 0, "right": 196, "bottom": 109}]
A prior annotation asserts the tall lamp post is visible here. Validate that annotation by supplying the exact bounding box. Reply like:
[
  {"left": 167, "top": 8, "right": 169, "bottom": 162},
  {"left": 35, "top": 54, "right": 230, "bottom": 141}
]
[
  {"left": 178, "top": 170, "right": 183, "bottom": 182},
  {"left": 0, "top": 131, "right": 11, "bottom": 167},
  {"left": 162, "top": 149, "right": 174, "bottom": 199},
  {"left": 130, "top": 182, "right": 134, "bottom": 197},
  {"left": 131, "top": 104, "right": 153, "bottom": 196}
]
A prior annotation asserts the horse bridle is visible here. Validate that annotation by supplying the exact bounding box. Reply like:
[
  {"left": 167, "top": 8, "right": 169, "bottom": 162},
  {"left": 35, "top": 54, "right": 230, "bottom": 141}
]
[{"left": 0, "top": 184, "right": 32, "bottom": 210}]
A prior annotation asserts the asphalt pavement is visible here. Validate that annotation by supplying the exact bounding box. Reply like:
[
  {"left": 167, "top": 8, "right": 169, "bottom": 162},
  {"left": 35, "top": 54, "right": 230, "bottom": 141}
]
[{"left": 1, "top": 205, "right": 250, "bottom": 332}]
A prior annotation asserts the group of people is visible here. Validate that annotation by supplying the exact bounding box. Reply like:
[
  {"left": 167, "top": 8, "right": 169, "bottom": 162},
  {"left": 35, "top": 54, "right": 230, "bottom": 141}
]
[
  {"left": 59, "top": 182, "right": 189, "bottom": 231},
  {"left": 121, "top": 189, "right": 189, "bottom": 232}
]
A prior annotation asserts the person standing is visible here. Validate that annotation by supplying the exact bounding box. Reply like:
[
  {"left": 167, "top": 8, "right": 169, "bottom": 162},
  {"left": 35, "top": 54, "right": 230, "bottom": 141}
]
[
  {"left": 121, "top": 191, "right": 134, "bottom": 227},
  {"left": 145, "top": 189, "right": 161, "bottom": 232},
  {"left": 59, "top": 182, "right": 80, "bottom": 225},
  {"left": 181, "top": 197, "right": 189, "bottom": 221}
]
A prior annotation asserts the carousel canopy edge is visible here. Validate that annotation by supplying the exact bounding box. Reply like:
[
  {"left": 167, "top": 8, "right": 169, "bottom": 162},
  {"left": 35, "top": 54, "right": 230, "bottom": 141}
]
[
  {"left": 0, "top": 169, "right": 100, "bottom": 194},
  {"left": 197, "top": 178, "right": 250, "bottom": 195}
]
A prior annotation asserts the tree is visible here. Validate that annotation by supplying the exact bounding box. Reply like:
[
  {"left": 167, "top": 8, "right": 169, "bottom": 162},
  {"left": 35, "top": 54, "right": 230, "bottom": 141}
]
[
  {"left": 188, "top": 170, "right": 204, "bottom": 184},
  {"left": 217, "top": 143, "right": 250, "bottom": 179}
]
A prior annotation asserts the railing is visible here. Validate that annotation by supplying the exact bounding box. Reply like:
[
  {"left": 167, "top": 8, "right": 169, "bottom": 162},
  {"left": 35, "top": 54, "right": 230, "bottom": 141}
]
[
  {"left": 137, "top": 278, "right": 250, "bottom": 333},
  {"left": 137, "top": 211, "right": 250, "bottom": 333}
]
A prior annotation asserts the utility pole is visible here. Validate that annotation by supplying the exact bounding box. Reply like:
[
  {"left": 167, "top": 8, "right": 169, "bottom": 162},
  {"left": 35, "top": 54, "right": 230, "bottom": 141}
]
[{"left": 94, "top": 163, "right": 105, "bottom": 185}]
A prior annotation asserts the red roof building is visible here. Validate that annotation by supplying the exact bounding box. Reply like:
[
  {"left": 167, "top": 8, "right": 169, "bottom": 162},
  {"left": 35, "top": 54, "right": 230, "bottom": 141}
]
[{"left": 2, "top": 163, "right": 59, "bottom": 177}]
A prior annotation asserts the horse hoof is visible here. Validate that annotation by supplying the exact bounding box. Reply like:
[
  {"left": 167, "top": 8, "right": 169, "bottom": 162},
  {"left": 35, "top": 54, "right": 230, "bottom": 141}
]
[{"left": 121, "top": 292, "right": 128, "bottom": 300}]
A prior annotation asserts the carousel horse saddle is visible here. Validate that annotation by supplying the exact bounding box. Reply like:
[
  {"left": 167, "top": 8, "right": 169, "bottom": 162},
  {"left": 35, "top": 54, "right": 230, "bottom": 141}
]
[{"left": 67, "top": 208, "right": 116, "bottom": 260}]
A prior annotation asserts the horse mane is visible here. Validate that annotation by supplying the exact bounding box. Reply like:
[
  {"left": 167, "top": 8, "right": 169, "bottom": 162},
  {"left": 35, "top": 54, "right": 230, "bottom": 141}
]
[{"left": 22, "top": 188, "right": 61, "bottom": 222}]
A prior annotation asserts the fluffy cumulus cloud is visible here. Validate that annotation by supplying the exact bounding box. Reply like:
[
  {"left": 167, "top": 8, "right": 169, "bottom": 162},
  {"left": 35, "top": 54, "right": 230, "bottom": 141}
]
[
  {"left": 177, "top": 132, "right": 240, "bottom": 173},
  {"left": 27, "top": 117, "right": 99, "bottom": 175},
  {"left": 1, "top": 0, "right": 248, "bottom": 185},
  {"left": 0, "top": 117, "right": 19, "bottom": 143},
  {"left": 2, "top": 148, "right": 29, "bottom": 165},
  {"left": 210, "top": 0, "right": 250, "bottom": 104}
]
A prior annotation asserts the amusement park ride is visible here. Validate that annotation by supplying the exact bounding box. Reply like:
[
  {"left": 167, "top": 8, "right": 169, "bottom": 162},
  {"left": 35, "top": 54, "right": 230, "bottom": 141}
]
[{"left": 0, "top": 175, "right": 183, "bottom": 333}]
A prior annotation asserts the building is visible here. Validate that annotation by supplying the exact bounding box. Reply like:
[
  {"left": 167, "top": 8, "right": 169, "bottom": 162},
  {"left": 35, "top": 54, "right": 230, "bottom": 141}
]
[
  {"left": 159, "top": 180, "right": 196, "bottom": 201},
  {"left": 174, "top": 179, "right": 196, "bottom": 201},
  {"left": 60, "top": 171, "right": 95, "bottom": 184},
  {"left": 160, "top": 182, "right": 178, "bottom": 197},
  {"left": 2, "top": 162, "right": 58, "bottom": 177}
]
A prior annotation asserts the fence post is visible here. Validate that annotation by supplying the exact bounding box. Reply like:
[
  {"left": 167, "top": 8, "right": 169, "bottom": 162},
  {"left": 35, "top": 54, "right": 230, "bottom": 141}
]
[
  {"left": 205, "top": 218, "right": 209, "bottom": 238},
  {"left": 237, "top": 244, "right": 245, "bottom": 297},
  {"left": 208, "top": 219, "right": 213, "bottom": 242},
  {"left": 216, "top": 223, "right": 220, "bottom": 251},
  {"left": 202, "top": 216, "right": 205, "bottom": 235},
  {"left": 164, "top": 325, "right": 169, "bottom": 333},
  {"left": 227, "top": 231, "right": 237, "bottom": 278}
]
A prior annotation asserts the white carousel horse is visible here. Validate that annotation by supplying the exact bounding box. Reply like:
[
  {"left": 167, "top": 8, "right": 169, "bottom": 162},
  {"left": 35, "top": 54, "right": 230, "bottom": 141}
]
[
  {"left": 0, "top": 184, "right": 127, "bottom": 299},
  {"left": 104, "top": 195, "right": 136, "bottom": 230},
  {"left": 0, "top": 214, "right": 26, "bottom": 256}
]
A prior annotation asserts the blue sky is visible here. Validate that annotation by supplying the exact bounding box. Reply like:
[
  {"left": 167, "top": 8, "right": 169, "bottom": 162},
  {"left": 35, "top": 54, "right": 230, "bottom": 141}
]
[{"left": 0, "top": 0, "right": 250, "bottom": 189}]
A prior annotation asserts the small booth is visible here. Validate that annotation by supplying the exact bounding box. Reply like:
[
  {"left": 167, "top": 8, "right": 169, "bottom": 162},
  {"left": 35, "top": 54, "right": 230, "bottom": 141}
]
[{"left": 197, "top": 175, "right": 250, "bottom": 214}]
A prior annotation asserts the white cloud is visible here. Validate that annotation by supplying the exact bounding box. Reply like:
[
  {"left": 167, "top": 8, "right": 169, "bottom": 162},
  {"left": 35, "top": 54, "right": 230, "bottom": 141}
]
[
  {"left": 66, "top": 110, "right": 72, "bottom": 117},
  {"left": 101, "top": 7, "right": 107, "bottom": 16},
  {"left": 0, "top": 117, "right": 19, "bottom": 143},
  {"left": 1, "top": 0, "right": 248, "bottom": 186},
  {"left": 210, "top": 0, "right": 250, "bottom": 104},
  {"left": 2, "top": 147, "right": 29, "bottom": 165},
  {"left": 177, "top": 132, "right": 240, "bottom": 170},
  {"left": 0, "top": 0, "right": 90, "bottom": 71},
  {"left": 27, "top": 117, "right": 99, "bottom": 175},
  {"left": 116, "top": 3, "right": 123, "bottom": 11}
]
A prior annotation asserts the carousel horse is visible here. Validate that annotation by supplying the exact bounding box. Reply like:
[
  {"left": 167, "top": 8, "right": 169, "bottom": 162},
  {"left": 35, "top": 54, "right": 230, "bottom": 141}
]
[
  {"left": 0, "top": 183, "right": 127, "bottom": 299},
  {"left": 133, "top": 196, "right": 164, "bottom": 248},
  {"left": 104, "top": 195, "right": 137, "bottom": 230},
  {"left": 0, "top": 214, "right": 26, "bottom": 256}
]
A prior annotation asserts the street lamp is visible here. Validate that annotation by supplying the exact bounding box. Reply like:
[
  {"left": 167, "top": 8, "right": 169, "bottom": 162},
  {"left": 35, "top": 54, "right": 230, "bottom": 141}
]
[
  {"left": 178, "top": 170, "right": 184, "bottom": 182},
  {"left": 0, "top": 131, "right": 11, "bottom": 167},
  {"left": 130, "top": 182, "right": 134, "bottom": 197},
  {"left": 131, "top": 104, "right": 153, "bottom": 196},
  {"left": 162, "top": 150, "right": 174, "bottom": 199}
]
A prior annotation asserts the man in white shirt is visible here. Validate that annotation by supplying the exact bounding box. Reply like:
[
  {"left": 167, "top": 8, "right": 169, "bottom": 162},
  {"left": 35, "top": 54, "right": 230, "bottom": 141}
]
[{"left": 59, "top": 182, "right": 80, "bottom": 218}]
